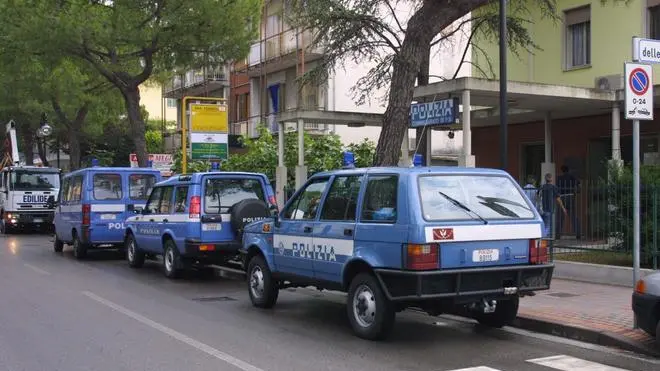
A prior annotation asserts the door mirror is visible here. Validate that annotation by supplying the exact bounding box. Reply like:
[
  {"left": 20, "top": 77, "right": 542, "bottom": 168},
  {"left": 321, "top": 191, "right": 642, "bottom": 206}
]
[
  {"left": 140, "top": 208, "right": 150, "bottom": 215},
  {"left": 133, "top": 206, "right": 144, "bottom": 214},
  {"left": 46, "top": 196, "right": 57, "bottom": 209}
]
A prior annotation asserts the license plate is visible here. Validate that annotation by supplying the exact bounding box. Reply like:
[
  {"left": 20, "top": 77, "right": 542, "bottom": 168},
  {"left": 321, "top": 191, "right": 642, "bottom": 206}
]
[
  {"left": 33, "top": 218, "right": 43, "bottom": 223},
  {"left": 202, "top": 223, "right": 221, "bottom": 231},
  {"left": 100, "top": 214, "right": 116, "bottom": 220},
  {"left": 472, "top": 249, "right": 499, "bottom": 262}
]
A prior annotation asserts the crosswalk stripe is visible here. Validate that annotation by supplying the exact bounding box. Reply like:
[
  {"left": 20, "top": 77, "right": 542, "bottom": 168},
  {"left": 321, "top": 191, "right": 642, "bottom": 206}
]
[
  {"left": 526, "top": 355, "right": 631, "bottom": 371},
  {"left": 445, "top": 367, "right": 502, "bottom": 371}
]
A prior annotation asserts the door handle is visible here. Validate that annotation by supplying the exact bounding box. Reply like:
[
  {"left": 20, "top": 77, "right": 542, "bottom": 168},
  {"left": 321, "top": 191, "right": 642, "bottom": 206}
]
[
  {"left": 162, "top": 219, "right": 168, "bottom": 223},
  {"left": 304, "top": 226, "right": 313, "bottom": 233},
  {"left": 149, "top": 219, "right": 155, "bottom": 222},
  {"left": 344, "top": 228, "right": 353, "bottom": 236}
]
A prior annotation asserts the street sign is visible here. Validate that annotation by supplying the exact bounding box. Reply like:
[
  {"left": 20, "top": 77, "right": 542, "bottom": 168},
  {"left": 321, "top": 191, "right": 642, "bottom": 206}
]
[
  {"left": 632, "top": 37, "right": 660, "bottom": 64},
  {"left": 410, "top": 98, "right": 459, "bottom": 128},
  {"left": 624, "top": 62, "right": 654, "bottom": 121}
]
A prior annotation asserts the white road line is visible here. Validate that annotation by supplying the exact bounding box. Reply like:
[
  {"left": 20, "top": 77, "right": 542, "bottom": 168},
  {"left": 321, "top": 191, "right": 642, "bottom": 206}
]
[
  {"left": 527, "top": 355, "right": 631, "bottom": 371},
  {"left": 24, "top": 263, "right": 50, "bottom": 275},
  {"left": 445, "top": 367, "right": 502, "bottom": 371},
  {"left": 81, "top": 291, "right": 264, "bottom": 371}
]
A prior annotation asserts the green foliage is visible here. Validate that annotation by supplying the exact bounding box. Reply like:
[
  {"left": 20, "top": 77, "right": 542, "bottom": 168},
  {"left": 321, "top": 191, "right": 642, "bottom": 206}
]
[
  {"left": 145, "top": 130, "right": 163, "bottom": 153},
  {"left": 345, "top": 138, "right": 377, "bottom": 167}
]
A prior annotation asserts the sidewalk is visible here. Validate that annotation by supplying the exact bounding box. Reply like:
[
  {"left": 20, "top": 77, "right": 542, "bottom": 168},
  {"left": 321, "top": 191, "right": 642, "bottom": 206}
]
[{"left": 513, "top": 279, "right": 659, "bottom": 357}]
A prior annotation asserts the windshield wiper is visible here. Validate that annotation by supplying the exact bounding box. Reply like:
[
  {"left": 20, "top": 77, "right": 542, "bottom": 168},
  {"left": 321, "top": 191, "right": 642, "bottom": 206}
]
[
  {"left": 476, "top": 196, "right": 531, "bottom": 211},
  {"left": 437, "top": 191, "right": 487, "bottom": 224}
]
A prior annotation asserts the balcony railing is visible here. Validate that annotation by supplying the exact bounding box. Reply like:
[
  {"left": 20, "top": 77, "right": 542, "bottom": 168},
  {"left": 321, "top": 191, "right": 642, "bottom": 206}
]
[
  {"left": 248, "top": 29, "right": 323, "bottom": 67},
  {"left": 164, "top": 66, "right": 229, "bottom": 93}
]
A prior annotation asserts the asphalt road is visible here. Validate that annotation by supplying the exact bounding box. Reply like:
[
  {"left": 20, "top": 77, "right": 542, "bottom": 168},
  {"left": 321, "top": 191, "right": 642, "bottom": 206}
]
[{"left": 1, "top": 234, "right": 658, "bottom": 371}]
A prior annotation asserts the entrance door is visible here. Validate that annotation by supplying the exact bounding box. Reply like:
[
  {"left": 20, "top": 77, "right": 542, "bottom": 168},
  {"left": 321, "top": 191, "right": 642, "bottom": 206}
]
[{"left": 521, "top": 143, "right": 545, "bottom": 185}]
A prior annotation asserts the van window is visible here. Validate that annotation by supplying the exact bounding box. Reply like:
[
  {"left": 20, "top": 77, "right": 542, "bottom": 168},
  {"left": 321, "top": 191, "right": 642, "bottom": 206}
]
[
  {"left": 93, "top": 174, "right": 122, "bottom": 200},
  {"left": 320, "top": 175, "right": 362, "bottom": 221},
  {"left": 159, "top": 186, "right": 174, "bottom": 214},
  {"left": 174, "top": 186, "right": 188, "bottom": 213},
  {"left": 283, "top": 178, "right": 330, "bottom": 220},
  {"left": 145, "top": 187, "right": 163, "bottom": 214},
  {"left": 60, "top": 178, "right": 71, "bottom": 202},
  {"left": 69, "top": 176, "right": 83, "bottom": 202},
  {"left": 129, "top": 174, "right": 157, "bottom": 200},
  {"left": 204, "top": 178, "right": 266, "bottom": 214}
]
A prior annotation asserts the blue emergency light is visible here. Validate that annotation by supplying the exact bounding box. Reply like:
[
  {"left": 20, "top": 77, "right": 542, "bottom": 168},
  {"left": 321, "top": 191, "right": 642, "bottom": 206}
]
[
  {"left": 342, "top": 151, "right": 355, "bottom": 169},
  {"left": 211, "top": 162, "right": 220, "bottom": 171},
  {"left": 413, "top": 153, "right": 423, "bottom": 167},
  {"left": 147, "top": 160, "right": 153, "bottom": 168},
  {"left": 91, "top": 158, "right": 99, "bottom": 167}
]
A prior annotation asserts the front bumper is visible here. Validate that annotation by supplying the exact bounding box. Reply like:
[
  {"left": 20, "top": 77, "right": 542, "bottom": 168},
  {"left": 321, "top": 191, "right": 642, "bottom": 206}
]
[
  {"left": 632, "top": 291, "right": 660, "bottom": 336},
  {"left": 183, "top": 239, "right": 241, "bottom": 263},
  {"left": 374, "top": 263, "right": 554, "bottom": 302},
  {"left": 5, "top": 211, "right": 54, "bottom": 226}
]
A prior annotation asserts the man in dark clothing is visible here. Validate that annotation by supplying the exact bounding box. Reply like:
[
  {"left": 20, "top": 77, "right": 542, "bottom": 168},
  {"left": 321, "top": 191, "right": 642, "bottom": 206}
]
[
  {"left": 556, "top": 165, "right": 581, "bottom": 239},
  {"left": 538, "top": 173, "right": 567, "bottom": 238}
]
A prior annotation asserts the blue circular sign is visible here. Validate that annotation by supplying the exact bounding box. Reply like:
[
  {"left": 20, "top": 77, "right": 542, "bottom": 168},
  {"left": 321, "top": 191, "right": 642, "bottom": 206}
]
[{"left": 629, "top": 68, "right": 650, "bottom": 96}]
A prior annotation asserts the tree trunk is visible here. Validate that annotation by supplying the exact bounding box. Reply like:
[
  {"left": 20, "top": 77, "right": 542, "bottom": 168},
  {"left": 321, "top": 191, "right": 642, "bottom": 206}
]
[
  {"left": 123, "top": 86, "right": 148, "bottom": 167},
  {"left": 23, "top": 133, "right": 34, "bottom": 166},
  {"left": 374, "top": 0, "right": 488, "bottom": 166},
  {"left": 415, "top": 44, "right": 431, "bottom": 165},
  {"left": 51, "top": 100, "right": 88, "bottom": 171}
]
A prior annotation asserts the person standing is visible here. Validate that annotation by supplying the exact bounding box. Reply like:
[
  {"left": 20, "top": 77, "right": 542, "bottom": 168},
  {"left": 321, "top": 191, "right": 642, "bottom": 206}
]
[
  {"left": 557, "top": 165, "right": 581, "bottom": 239},
  {"left": 522, "top": 175, "right": 540, "bottom": 211},
  {"left": 538, "top": 173, "right": 567, "bottom": 238}
]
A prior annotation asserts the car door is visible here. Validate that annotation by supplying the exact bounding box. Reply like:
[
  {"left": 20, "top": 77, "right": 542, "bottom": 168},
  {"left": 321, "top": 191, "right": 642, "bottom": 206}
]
[
  {"left": 272, "top": 177, "right": 330, "bottom": 276},
  {"left": 54, "top": 176, "right": 71, "bottom": 241},
  {"left": 313, "top": 174, "right": 363, "bottom": 282},
  {"left": 134, "top": 186, "right": 163, "bottom": 251}
]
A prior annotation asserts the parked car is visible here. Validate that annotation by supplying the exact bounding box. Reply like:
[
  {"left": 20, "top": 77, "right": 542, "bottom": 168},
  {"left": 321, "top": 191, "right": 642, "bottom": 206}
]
[
  {"left": 52, "top": 167, "right": 162, "bottom": 259},
  {"left": 633, "top": 272, "right": 660, "bottom": 349},
  {"left": 124, "top": 171, "right": 277, "bottom": 278},
  {"left": 240, "top": 166, "right": 555, "bottom": 340}
]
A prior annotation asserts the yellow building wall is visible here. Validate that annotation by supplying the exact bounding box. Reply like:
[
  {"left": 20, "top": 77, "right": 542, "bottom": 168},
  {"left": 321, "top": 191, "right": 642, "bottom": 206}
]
[
  {"left": 471, "top": 0, "right": 651, "bottom": 88},
  {"left": 138, "top": 82, "right": 177, "bottom": 122}
]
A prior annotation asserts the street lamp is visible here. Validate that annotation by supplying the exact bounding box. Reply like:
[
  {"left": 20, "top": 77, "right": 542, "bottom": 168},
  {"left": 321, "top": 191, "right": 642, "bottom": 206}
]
[{"left": 36, "top": 113, "right": 53, "bottom": 138}]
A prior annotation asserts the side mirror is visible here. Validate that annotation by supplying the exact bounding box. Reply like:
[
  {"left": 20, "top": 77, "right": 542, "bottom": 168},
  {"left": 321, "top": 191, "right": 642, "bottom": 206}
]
[
  {"left": 133, "top": 206, "right": 144, "bottom": 214},
  {"left": 46, "top": 196, "right": 57, "bottom": 209}
]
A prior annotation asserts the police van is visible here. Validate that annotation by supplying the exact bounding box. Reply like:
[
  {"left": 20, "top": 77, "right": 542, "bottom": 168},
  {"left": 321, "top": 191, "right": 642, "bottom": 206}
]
[
  {"left": 123, "top": 171, "right": 277, "bottom": 278},
  {"left": 52, "top": 167, "right": 162, "bottom": 259},
  {"left": 241, "top": 165, "right": 555, "bottom": 340}
]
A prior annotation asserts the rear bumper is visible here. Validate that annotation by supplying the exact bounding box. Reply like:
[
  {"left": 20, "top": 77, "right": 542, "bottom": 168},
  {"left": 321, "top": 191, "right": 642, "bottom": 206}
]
[
  {"left": 632, "top": 292, "right": 659, "bottom": 336},
  {"left": 183, "top": 239, "right": 241, "bottom": 263},
  {"left": 374, "top": 263, "right": 554, "bottom": 302}
]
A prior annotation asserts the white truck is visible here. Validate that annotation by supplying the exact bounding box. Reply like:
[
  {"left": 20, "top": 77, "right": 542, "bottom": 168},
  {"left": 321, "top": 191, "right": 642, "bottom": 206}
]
[{"left": 0, "top": 120, "right": 61, "bottom": 233}]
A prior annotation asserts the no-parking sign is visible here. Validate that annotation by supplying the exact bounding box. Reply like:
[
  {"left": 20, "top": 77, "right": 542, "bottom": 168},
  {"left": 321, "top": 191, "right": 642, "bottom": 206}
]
[{"left": 624, "top": 62, "right": 654, "bottom": 120}]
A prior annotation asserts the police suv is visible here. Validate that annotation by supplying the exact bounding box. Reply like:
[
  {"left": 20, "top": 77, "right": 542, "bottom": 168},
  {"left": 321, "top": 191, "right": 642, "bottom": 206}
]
[
  {"left": 124, "top": 171, "right": 277, "bottom": 278},
  {"left": 241, "top": 166, "right": 554, "bottom": 340}
]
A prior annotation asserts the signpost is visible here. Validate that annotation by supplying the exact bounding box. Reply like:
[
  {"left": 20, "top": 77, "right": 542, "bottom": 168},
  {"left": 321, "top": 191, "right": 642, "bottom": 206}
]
[{"left": 629, "top": 38, "right": 657, "bottom": 322}]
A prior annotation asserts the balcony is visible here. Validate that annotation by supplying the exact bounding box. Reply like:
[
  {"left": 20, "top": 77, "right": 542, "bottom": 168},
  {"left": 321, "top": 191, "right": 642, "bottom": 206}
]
[
  {"left": 246, "top": 29, "right": 324, "bottom": 77},
  {"left": 163, "top": 65, "right": 230, "bottom": 98}
]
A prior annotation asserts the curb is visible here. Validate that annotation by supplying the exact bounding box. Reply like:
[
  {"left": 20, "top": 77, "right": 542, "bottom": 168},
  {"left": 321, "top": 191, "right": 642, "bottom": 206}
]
[{"left": 512, "top": 315, "right": 660, "bottom": 358}]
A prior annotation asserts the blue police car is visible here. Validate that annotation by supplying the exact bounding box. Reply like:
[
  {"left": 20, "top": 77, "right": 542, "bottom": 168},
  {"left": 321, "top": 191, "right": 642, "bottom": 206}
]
[
  {"left": 124, "top": 171, "right": 277, "bottom": 278},
  {"left": 240, "top": 166, "right": 554, "bottom": 340}
]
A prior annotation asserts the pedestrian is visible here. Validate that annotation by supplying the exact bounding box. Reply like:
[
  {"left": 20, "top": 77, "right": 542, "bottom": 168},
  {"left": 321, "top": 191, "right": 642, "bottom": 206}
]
[
  {"left": 538, "top": 172, "right": 567, "bottom": 239},
  {"left": 522, "top": 175, "right": 539, "bottom": 211},
  {"left": 556, "top": 165, "right": 581, "bottom": 239}
]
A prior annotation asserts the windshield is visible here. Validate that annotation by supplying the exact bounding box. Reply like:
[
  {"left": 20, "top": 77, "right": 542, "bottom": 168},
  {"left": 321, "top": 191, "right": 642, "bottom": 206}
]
[
  {"left": 204, "top": 177, "right": 265, "bottom": 214},
  {"left": 10, "top": 170, "right": 60, "bottom": 191},
  {"left": 418, "top": 174, "right": 535, "bottom": 221}
]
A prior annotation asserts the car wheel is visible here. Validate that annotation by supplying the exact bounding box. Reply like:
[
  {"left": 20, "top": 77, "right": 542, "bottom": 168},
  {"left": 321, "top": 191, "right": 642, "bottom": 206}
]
[
  {"left": 126, "top": 234, "right": 145, "bottom": 268},
  {"left": 163, "top": 240, "right": 181, "bottom": 279},
  {"left": 655, "top": 320, "right": 660, "bottom": 350},
  {"left": 53, "top": 234, "right": 64, "bottom": 253},
  {"left": 475, "top": 297, "right": 519, "bottom": 328},
  {"left": 347, "top": 272, "right": 395, "bottom": 341},
  {"left": 247, "top": 254, "right": 278, "bottom": 308},
  {"left": 72, "top": 234, "right": 87, "bottom": 260}
]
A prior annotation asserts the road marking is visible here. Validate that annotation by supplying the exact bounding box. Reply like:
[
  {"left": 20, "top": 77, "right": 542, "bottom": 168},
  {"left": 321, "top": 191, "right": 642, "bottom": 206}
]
[
  {"left": 81, "top": 291, "right": 263, "bottom": 371},
  {"left": 527, "top": 355, "right": 631, "bottom": 371},
  {"left": 445, "top": 367, "right": 502, "bottom": 371},
  {"left": 24, "top": 263, "right": 50, "bottom": 275}
]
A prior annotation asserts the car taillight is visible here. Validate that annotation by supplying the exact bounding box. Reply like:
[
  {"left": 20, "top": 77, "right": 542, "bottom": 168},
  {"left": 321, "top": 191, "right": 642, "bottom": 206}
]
[
  {"left": 635, "top": 279, "right": 646, "bottom": 294},
  {"left": 529, "top": 239, "right": 549, "bottom": 264},
  {"left": 268, "top": 195, "right": 277, "bottom": 207},
  {"left": 404, "top": 243, "right": 439, "bottom": 270},
  {"left": 82, "top": 204, "right": 91, "bottom": 226},
  {"left": 189, "top": 196, "right": 201, "bottom": 218}
]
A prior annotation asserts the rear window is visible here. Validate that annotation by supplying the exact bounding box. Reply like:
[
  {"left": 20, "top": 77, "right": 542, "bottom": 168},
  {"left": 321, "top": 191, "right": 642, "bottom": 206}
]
[
  {"left": 129, "top": 174, "right": 157, "bottom": 200},
  {"left": 93, "top": 173, "right": 122, "bottom": 200},
  {"left": 204, "top": 178, "right": 265, "bottom": 214},
  {"left": 418, "top": 174, "right": 535, "bottom": 221}
]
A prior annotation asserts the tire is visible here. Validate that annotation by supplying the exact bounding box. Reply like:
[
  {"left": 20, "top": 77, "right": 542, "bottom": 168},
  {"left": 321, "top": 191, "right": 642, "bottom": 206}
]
[
  {"left": 163, "top": 239, "right": 181, "bottom": 279},
  {"left": 347, "top": 272, "right": 395, "bottom": 341},
  {"left": 53, "top": 234, "right": 64, "bottom": 253},
  {"left": 72, "top": 233, "right": 87, "bottom": 260},
  {"left": 126, "top": 234, "right": 145, "bottom": 268},
  {"left": 655, "top": 320, "right": 660, "bottom": 350},
  {"left": 247, "top": 254, "right": 278, "bottom": 308},
  {"left": 476, "top": 296, "right": 520, "bottom": 328}
]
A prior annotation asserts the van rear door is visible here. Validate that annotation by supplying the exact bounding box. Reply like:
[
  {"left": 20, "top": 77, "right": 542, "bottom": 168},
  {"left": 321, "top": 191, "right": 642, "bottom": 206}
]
[{"left": 89, "top": 172, "right": 125, "bottom": 243}]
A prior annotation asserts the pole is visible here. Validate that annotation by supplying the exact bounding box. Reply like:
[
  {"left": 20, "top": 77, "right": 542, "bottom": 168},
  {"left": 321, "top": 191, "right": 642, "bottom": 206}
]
[
  {"left": 499, "top": 0, "right": 508, "bottom": 171},
  {"left": 633, "top": 118, "right": 641, "bottom": 300}
]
